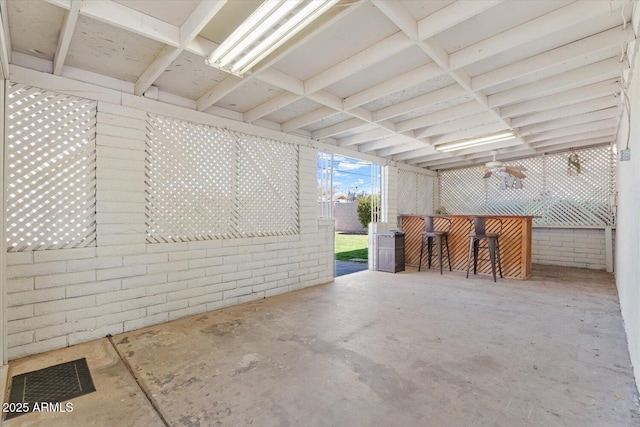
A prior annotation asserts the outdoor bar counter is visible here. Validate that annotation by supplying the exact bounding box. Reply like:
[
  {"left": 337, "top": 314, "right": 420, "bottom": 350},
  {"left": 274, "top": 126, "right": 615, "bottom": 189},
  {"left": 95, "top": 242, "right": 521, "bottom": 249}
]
[{"left": 399, "top": 214, "right": 535, "bottom": 280}]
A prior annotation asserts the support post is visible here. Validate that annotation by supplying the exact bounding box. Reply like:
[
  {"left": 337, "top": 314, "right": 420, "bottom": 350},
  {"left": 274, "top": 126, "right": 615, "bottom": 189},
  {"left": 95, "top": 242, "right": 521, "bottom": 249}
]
[
  {"left": 605, "top": 226, "right": 614, "bottom": 273},
  {"left": 1, "top": 79, "right": 6, "bottom": 365}
]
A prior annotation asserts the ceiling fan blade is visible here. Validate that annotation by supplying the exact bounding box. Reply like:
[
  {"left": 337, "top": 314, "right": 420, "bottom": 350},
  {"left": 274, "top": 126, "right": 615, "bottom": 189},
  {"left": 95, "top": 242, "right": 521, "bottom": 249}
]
[
  {"left": 483, "top": 170, "right": 493, "bottom": 179},
  {"left": 505, "top": 167, "right": 526, "bottom": 179},
  {"left": 508, "top": 165, "right": 527, "bottom": 171}
]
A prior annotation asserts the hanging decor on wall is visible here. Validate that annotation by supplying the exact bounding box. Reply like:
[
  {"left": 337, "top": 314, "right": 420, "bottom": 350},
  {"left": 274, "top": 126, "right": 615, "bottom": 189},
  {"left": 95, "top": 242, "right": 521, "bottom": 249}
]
[{"left": 567, "top": 149, "right": 582, "bottom": 175}]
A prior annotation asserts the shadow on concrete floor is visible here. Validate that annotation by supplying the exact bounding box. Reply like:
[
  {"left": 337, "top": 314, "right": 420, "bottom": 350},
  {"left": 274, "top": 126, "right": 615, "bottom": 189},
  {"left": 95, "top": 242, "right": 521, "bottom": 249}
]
[
  {"left": 335, "top": 260, "right": 368, "bottom": 277},
  {"left": 3, "top": 265, "right": 639, "bottom": 426}
]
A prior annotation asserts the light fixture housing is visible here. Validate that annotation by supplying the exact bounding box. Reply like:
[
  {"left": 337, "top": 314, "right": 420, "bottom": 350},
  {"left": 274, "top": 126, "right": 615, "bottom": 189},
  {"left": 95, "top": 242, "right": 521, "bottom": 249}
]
[
  {"left": 435, "top": 132, "right": 515, "bottom": 153},
  {"left": 206, "top": 0, "right": 338, "bottom": 76}
]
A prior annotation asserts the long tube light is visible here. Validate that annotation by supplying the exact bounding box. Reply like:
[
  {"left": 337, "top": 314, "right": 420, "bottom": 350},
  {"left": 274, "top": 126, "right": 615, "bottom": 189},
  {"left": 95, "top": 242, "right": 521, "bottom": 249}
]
[
  {"left": 435, "top": 132, "right": 515, "bottom": 152},
  {"left": 207, "top": 0, "right": 338, "bottom": 76}
]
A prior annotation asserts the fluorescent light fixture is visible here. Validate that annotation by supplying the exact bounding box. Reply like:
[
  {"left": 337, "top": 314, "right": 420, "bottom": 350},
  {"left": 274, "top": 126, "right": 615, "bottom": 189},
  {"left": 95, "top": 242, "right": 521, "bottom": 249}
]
[
  {"left": 207, "top": 0, "right": 338, "bottom": 76},
  {"left": 435, "top": 132, "right": 515, "bottom": 153}
]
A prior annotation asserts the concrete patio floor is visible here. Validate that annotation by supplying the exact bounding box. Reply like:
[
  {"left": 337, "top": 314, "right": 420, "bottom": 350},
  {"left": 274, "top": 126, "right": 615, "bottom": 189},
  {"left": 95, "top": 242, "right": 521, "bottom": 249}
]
[{"left": 3, "top": 265, "right": 639, "bottom": 426}]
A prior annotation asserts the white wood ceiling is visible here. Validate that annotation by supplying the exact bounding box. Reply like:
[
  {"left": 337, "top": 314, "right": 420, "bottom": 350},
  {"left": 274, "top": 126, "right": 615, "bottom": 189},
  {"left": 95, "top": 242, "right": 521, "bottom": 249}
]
[{"left": 0, "top": 0, "right": 636, "bottom": 170}]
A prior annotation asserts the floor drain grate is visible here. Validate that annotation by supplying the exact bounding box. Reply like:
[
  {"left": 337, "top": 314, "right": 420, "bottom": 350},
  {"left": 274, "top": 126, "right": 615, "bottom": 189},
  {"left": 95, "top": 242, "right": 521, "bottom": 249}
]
[{"left": 4, "top": 358, "right": 96, "bottom": 420}]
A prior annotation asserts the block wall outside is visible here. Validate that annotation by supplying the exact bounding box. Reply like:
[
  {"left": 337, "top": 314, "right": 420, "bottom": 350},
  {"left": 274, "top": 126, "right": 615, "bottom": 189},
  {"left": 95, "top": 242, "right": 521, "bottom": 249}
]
[
  {"left": 5, "top": 101, "right": 335, "bottom": 360},
  {"left": 333, "top": 203, "right": 367, "bottom": 233},
  {"left": 532, "top": 227, "right": 613, "bottom": 270}
]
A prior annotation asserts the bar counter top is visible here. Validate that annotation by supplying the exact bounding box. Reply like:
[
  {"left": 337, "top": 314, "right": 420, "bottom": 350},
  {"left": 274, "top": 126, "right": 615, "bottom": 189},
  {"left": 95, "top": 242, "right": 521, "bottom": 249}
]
[
  {"left": 399, "top": 214, "right": 537, "bottom": 219},
  {"left": 398, "top": 214, "right": 534, "bottom": 280}
]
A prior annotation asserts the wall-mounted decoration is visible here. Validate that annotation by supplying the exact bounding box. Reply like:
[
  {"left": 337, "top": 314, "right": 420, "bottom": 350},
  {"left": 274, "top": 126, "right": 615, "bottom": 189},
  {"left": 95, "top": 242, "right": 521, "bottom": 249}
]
[{"left": 567, "top": 150, "right": 582, "bottom": 175}]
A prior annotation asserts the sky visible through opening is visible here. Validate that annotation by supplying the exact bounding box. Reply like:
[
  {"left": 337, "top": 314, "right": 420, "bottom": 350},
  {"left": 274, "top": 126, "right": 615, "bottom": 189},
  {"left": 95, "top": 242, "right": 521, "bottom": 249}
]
[{"left": 317, "top": 154, "right": 374, "bottom": 200}]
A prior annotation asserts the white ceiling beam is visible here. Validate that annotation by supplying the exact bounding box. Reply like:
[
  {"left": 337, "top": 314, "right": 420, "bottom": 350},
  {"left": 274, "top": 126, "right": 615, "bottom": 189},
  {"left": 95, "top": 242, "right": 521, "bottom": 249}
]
[
  {"left": 545, "top": 128, "right": 619, "bottom": 147},
  {"left": 0, "top": 0, "right": 10, "bottom": 77},
  {"left": 416, "top": 112, "right": 498, "bottom": 139},
  {"left": 418, "top": 39, "right": 450, "bottom": 69},
  {"left": 45, "top": 0, "right": 181, "bottom": 47},
  {"left": 134, "top": 0, "right": 227, "bottom": 96},
  {"left": 346, "top": 107, "right": 375, "bottom": 124},
  {"left": 416, "top": 36, "right": 528, "bottom": 149},
  {"left": 473, "top": 26, "right": 634, "bottom": 91},
  {"left": 244, "top": 92, "right": 302, "bottom": 123},
  {"left": 359, "top": 138, "right": 403, "bottom": 153},
  {"left": 403, "top": 151, "right": 451, "bottom": 165},
  {"left": 134, "top": 46, "right": 180, "bottom": 95},
  {"left": 525, "top": 119, "right": 618, "bottom": 144},
  {"left": 180, "top": 1, "right": 226, "bottom": 45},
  {"left": 371, "top": 0, "right": 418, "bottom": 40},
  {"left": 445, "top": 138, "right": 525, "bottom": 158},
  {"left": 196, "top": 0, "right": 364, "bottom": 112},
  {"left": 372, "top": 0, "right": 503, "bottom": 155},
  {"left": 307, "top": 90, "right": 343, "bottom": 111},
  {"left": 488, "top": 57, "right": 626, "bottom": 108},
  {"left": 450, "top": 0, "right": 628, "bottom": 70},
  {"left": 252, "top": 0, "right": 365, "bottom": 76},
  {"left": 53, "top": 0, "right": 81, "bottom": 76},
  {"left": 337, "top": 128, "right": 395, "bottom": 147},
  {"left": 417, "top": 0, "right": 503, "bottom": 40},
  {"left": 343, "top": 62, "right": 443, "bottom": 110},
  {"left": 501, "top": 80, "right": 619, "bottom": 118},
  {"left": 532, "top": 138, "right": 613, "bottom": 154},
  {"left": 259, "top": 68, "right": 305, "bottom": 95},
  {"left": 430, "top": 122, "right": 509, "bottom": 146},
  {"left": 462, "top": 146, "right": 533, "bottom": 162},
  {"left": 510, "top": 96, "right": 619, "bottom": 128},
  {"left": 304, "top": 31, "right": 412, "bottom": 94},
  {"left": 373, "top": 84, "right": 466, "bottom": 121},
  {"left": 396, "top": 101, "right": 483, "bottom": 132},
  {"left": 393, "top": 147, "right": 438, "bottom": 162},
  {"left": 418, "top": 156, "right": 474, "bottom": 169},
  {"left": 282, "top": 107, "right": 339, "bottom": 133},
  {"left": 518, "top": 108, "right": 618, "bottom": 137},
  {"left": 196, "top": 75, "right": 243, "bottom": 112},
  {"left": 529, "top": 128, "right": 616, "bottom": 148},
  {"left": 186, "top": 34, "right": 217, "bottom": 57},
  {"left": 377, "top": 141, "right": 429, "bottom": 157},
  {"left": 312, "top": 118, "right": 367, "bottom": 140}
]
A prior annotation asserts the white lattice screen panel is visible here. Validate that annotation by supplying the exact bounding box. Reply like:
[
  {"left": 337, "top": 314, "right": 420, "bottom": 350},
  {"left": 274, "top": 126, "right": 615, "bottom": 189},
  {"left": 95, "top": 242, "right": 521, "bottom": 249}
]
[
  {"left": 5, "top": 83, "right": 97, "bottom": 252},
  {"left": 439, "top": 167, "right": 487, "bottom": 215},
  {"left": 146, "top": 114, "right": 299, "bottom": 242},
  {"left": 397, "top": 169, "right": 434, "bottom": 214},
  {"left": 233, "top": 130, "right": 299, "bottom": 236},
  {"left": 439, "top": 146, "right": 616, "bottom": 226},
  {"left": 486, "top": 155, "right": 545, "bottom": 217},
  {"left": 397, "top": 169, "right": 417, "bottom": 214}
]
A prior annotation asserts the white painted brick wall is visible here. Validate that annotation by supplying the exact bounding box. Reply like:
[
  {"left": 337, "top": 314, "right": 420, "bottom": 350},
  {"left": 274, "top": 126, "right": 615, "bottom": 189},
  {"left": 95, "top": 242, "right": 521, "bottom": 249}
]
[
  {"left": 532, "top": 228, "right": 613, "bottom": 270},
  {"left": 5, "top": 101, "right": 335, "bottom": 360},
  {"left": 383, "top": 165, "right": 398, "bottom": 225}
]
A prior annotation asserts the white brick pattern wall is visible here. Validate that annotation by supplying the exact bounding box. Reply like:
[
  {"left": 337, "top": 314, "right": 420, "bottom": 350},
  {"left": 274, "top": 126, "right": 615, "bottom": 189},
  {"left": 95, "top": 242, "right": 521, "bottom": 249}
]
[
  {"left": 5, "top": 97, "right": 334, "bottom": 360},
  {"left": 532, "top": 228, "right": 613, "bottom": 270}
]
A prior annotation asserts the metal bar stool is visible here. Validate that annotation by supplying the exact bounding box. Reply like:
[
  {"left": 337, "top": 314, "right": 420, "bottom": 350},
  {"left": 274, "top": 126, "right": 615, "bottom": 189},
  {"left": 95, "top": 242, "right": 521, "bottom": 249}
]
[
  {"left": 466, "top": 216, "right": 503, "bottom": 282},
  {"left": 418, "top": 216, "right": 452, "bottom": 274}
]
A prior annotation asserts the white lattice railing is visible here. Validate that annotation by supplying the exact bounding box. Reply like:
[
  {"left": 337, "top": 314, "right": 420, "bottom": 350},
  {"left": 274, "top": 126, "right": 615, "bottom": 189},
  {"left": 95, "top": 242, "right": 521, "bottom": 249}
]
[
  {"left": 5, "top": 83, "right": 97, "bottom": 252},
  {"left": 439, "top": 146, "right": 616, "bottom": 227},
  {"left": 145, "top": 114, "right": 299, "bottom": 243},
  {"left": 397, "top": 169, "right": 434, "bottom": 215}
]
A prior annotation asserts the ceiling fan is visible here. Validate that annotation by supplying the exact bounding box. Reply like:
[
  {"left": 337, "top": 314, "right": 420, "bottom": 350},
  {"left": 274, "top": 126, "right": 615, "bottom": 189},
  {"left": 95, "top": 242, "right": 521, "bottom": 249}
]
[{"left": 481, "top": 151, "right": 527, "bottom": 179}]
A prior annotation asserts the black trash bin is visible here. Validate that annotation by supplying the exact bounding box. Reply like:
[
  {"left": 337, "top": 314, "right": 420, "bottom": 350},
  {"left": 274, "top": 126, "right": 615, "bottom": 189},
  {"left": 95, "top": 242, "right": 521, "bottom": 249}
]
[{"left": 377, "top": 230, "right": 405, "bottom": 273}]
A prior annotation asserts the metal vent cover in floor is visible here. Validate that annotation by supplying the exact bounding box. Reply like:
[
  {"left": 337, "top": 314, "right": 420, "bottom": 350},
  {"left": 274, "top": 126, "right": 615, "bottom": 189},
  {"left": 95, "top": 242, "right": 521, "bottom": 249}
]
[{"left": 4, "top": 358, "right": 96, "bottom": 420}]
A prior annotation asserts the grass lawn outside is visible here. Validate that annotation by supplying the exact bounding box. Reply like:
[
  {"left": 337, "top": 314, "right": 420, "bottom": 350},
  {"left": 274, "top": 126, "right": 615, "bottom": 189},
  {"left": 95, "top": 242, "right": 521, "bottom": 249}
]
[{"left": 335, "top": 233, "right": 368, "bottom": 261}]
